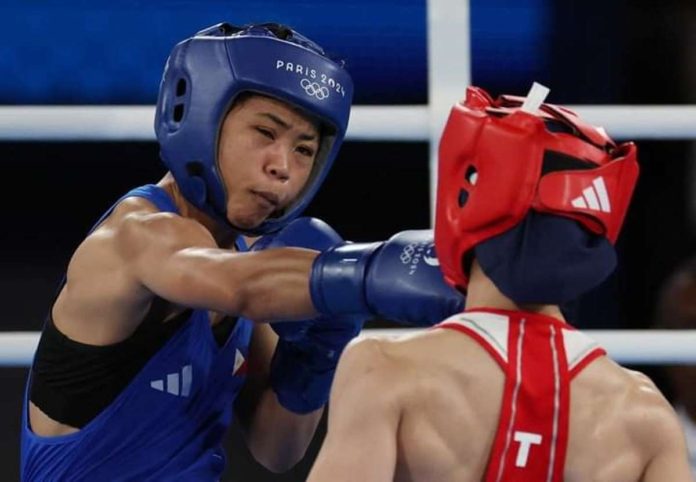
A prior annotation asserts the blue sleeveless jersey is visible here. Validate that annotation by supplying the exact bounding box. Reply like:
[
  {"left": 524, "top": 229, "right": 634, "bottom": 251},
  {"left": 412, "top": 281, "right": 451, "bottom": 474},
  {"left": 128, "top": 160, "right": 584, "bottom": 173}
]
[{"left": 21, "top": 185, "right": 254, "bottom": 481}]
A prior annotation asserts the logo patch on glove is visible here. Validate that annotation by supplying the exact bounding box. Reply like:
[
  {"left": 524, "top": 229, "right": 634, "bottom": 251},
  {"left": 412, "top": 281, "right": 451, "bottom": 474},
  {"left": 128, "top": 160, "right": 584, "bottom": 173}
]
[{"left": 400, "top": 242, "right": 440, "bottom": 275}]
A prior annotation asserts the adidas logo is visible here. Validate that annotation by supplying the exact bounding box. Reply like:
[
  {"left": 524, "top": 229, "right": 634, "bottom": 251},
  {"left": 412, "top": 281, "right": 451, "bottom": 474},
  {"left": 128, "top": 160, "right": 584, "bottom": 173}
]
[
  {"left": 570, "top": 176, "right": 611, "bottom": 213},
  {"left": 150, "top": 364, "right": 192, "bottom": 397}
]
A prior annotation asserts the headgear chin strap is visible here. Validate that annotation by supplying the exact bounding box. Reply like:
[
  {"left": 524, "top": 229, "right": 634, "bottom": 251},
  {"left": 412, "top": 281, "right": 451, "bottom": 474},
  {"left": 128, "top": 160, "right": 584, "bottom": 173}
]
[
  {"left": 435, "top": 85, "right": 639, "bottom": 303},
  {"left": 155, "top": 22, "right": 354, "bottom": 235}
]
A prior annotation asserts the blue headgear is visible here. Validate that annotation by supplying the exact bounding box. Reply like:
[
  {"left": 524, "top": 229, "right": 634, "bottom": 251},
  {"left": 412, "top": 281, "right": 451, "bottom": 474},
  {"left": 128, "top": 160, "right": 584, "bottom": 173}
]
[{"left": 155, "top": 22, "right": 354, "bottom": 234}]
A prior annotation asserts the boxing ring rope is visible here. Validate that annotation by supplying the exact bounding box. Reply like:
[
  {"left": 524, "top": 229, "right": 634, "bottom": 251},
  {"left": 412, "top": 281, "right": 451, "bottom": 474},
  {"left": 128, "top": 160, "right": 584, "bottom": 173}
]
[
  {"left": 2, "top": 103, "right": 695, "bottom": 368},
  {"left": 2, "top": 105, "right": 696, "bottom": 142},
  {"left": 1, "top": 330, "right": 696, "bottom": 367},
  {"left": 2, "top": 0, "right": 694, "bottom": 370},
  {"left": 363, "top": 329, "right": 696, "bottom": 365}
]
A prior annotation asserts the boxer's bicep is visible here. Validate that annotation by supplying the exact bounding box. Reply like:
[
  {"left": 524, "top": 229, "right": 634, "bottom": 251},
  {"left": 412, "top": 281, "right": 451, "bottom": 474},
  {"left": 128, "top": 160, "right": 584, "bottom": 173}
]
[{"left": 114, "top": 211, "right": 317, "bottom": 319}]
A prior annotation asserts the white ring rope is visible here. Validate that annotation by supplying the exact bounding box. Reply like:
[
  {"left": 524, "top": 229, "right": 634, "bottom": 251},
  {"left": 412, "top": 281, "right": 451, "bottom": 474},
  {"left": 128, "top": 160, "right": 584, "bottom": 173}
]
[
  {"left": 364, "top": 329, "right": 696, "bottom": 365},
  {"left": 1, "top": 105, "right": 695, "bottom": 141},
  {"left": 2, "top": 330, "right": 695, "bottom": 367}
]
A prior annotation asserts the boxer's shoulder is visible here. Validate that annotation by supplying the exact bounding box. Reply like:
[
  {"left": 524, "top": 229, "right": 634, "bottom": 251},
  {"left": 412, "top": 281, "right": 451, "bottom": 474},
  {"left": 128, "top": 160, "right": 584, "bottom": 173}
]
[
  {"left": 336, "top": 336, "right": 415, "bottom": 399},
  {"left": 339, "top": 331, "right": 486, "bottom": 403}
]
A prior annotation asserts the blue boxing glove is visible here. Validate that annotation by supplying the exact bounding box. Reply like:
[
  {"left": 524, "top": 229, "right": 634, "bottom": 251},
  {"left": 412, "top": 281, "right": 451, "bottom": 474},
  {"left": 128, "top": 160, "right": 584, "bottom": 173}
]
[
  {"left": 311, "top": 230, "right": 464, "bottom": 325},
  {"left": 251, "top": 217, "right": 364, "bottom": 414}
]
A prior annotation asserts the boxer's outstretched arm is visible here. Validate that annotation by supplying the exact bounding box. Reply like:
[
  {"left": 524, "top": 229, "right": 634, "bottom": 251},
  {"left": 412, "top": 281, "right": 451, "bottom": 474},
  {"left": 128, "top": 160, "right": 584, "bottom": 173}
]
[
  {"left": 103, "top": 202, "right": 461, "bottom": 326},
  {"left": 308, "top": 338, "right": 400, "bottom": 482},
  {"left": 114, "top": 209, "right": 319, "bottom": 322}
]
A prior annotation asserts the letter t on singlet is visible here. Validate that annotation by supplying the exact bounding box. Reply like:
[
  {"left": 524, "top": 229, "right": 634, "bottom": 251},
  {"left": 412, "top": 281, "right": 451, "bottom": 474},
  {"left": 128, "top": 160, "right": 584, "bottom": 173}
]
[{"left": 513, "top": 431, "right": 543, "bottom": 467}]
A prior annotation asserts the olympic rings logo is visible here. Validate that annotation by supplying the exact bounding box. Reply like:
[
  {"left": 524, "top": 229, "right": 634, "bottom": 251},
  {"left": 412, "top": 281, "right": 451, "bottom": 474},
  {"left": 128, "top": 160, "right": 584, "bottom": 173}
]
[
  {"left": 400, "top": 242, "right": 440, "bottom": 269},
  {"left": 400, "top": 243, "right": 417, "bottom": 264},
  {"left": 301, "top": 78, "right": 330, "bottom": 100}
]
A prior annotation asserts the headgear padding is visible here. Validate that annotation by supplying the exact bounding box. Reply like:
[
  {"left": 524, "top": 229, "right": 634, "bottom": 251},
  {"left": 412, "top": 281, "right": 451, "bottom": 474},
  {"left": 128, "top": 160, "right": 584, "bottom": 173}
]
[
  {"left": 155, "top": 23, "right": 353, "bottom": 234},
  {"left": 435, "top": 86, "right": 639, "bottom": 303}
]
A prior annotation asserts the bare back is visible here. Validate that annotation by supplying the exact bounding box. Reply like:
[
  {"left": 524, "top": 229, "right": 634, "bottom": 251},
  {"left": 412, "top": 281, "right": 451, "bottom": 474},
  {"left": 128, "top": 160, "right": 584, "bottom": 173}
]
[
  {"left": 310, "top": 313, "right": 692, "bottom": 482},
  {"left": 390, "top": 329, "right": 688, "bottom": 481},
  {"left": 386, "top": 334, "right": 656, "bottom": 480}
]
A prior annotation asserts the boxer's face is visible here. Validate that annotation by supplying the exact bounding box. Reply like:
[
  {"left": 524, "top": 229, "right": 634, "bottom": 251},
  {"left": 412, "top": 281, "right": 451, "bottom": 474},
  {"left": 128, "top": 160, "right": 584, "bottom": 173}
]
[{"left": 217, "top": 94, "right": 320, "bottom": 230}]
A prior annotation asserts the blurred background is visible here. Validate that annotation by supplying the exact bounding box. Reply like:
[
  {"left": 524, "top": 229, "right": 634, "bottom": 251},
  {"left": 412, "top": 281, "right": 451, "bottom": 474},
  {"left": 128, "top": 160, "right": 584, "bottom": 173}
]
[{"left": 1, "top": 0, "right": 695, "bottom": 479}]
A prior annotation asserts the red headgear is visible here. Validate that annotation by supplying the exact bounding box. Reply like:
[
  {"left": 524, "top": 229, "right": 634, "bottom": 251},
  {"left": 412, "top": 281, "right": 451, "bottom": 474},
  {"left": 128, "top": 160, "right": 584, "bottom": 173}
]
[{"left": 434, "top": 86, "right": 639, "bottom": 292}]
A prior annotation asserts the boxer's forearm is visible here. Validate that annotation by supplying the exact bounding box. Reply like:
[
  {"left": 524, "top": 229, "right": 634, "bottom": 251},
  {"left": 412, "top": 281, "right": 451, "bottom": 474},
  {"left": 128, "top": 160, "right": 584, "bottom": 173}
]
[
  {"left": 243, "top": 389, "right": 323, "bottom": 472},
  {"left": 232, "top": 247, "right": 319, "bottom": 322},
  {"left": 235, "top": 324, "right": 323, "bottom": 472}
]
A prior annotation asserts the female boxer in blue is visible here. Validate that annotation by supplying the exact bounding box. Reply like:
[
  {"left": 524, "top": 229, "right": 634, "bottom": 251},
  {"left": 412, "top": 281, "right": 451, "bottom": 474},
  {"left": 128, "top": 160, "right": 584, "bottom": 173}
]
[{"left": 20, "top": 22, "right": 462, "bottom": 481}]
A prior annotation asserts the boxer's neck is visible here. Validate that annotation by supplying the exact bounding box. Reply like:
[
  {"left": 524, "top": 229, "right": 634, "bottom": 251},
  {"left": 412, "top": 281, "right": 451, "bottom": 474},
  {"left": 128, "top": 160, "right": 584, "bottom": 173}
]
[{"left": 465, "top": 260, "right": 565, "bottom": 321}]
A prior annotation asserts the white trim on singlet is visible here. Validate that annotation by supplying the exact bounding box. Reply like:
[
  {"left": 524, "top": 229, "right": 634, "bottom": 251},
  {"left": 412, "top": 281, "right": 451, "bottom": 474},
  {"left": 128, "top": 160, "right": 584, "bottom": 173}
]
[
  {"left": 561, "top": 329, "right": 601, "bottom": 371},
  {"left": 442, "top": 312, "right": 510, "bottom": 363},
  {"left": 495, "top": 317, "right": 526, "bottom": 482},
  {"left": 546, "top": 325, "right": 561, "bottom": 482}
]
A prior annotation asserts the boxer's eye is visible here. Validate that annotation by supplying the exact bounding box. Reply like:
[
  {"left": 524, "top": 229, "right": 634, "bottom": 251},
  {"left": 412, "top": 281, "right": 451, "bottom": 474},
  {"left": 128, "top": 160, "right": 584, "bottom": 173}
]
[{"left": 256, "top": 127, "right": 275, "bottom": 140}]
